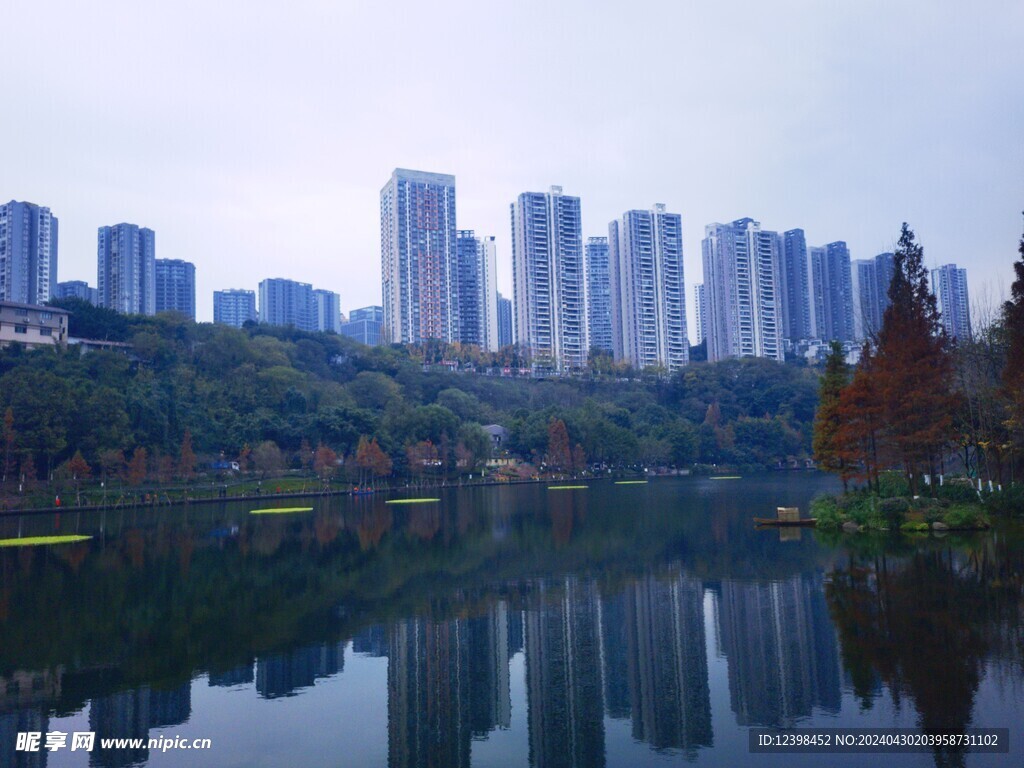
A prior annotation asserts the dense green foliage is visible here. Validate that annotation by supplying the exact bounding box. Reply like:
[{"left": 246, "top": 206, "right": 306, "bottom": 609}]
[{"left": 0, "top": 299, "right": 820, "bottom": 485}]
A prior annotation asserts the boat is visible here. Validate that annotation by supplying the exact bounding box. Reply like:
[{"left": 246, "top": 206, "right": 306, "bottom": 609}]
[
  {"left": 753, "top": 517, "right": 818, "bottom": 527},
  {"left": 754, "top": 506, "right": 817, "bottom": 527}
]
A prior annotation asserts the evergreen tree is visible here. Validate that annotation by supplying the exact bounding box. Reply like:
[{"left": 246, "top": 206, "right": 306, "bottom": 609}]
[{"left": 1003, "top": 213, "right": 1024, "bottom": 469}]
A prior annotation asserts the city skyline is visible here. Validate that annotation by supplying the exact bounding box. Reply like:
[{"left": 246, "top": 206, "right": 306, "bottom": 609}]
[{"left": 3, "top": 3, "right": 1019, "bottom": 328}]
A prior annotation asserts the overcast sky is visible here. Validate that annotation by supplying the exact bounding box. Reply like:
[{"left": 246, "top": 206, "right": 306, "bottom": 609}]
[{"left": 3, "top": 0, "right": 1022, "bottom": 329}]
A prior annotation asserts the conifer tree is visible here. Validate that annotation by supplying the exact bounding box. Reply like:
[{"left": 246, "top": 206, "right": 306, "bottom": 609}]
[
  {"left": 1003, "top": 213, "right": 1024, "bottom": 465},
  {"left": 813, "top": 341, "right": 850, "bottom": 490}
]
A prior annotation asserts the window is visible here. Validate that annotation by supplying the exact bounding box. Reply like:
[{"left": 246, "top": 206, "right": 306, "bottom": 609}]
[
  {"left": 15, "top": 326, "right": 27, "bottom": 334},
  {"left": 40, "top": 327, "right": 52, "bottom": 336}
]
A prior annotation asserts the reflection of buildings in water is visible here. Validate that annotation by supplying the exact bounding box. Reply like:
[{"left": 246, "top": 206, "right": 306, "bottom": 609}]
[
  {"left": 387, "top": 616, "right": 471, "bottom": 768},
  {"left": 353, "top": 625, "right": 389, "bottom": 658},
  {"left": 88, "top": 687, "right": 150, "bottom": 768},
  {"left": 208, "top": 663, "right": 255, "bottom": 688},
  {"left": 148, "top": 683, "right": 191, "bottom": 729},
  {"left": 525, "top": 578, "right": 605, "bottom": 768},
  {"left": 507, "top": 608, "right": 524, "bottom": 658},
  {"left": 256, "top": 641, "right": 345, "bottom": 699},
  {"left": 714, "top": 575, "right": 841, "bottom": 727},
  {"left": 600, "top": 574, "right": 712, "bottom": 756},
  {"left": 0, "top": 707, "right": 49, "bottom": 768},
  {"left": 386, "top": 600, "right": 515, "bottom": 768},
  {"left": 0, "top": 668, "right": 62, "bottom": 713}
]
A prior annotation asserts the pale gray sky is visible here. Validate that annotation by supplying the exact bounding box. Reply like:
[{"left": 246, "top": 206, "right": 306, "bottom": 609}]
[{"left": 3, "top": 0, "right": 1022, "bottom": 329}]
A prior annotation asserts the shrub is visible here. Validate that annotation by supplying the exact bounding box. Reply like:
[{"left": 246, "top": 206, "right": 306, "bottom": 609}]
[
  {"left": 936, "top": 482, "right": 980, "bottom": 504},
  {"left": 943, "top": 504, "right": 987, "bottom": 529},
  {"left": 984, "top": 484, "right": 1024, "bottom": 516},
  {"left": 900, "top": 521, "right": 930, "bottom": 532},
  {"left": 811, "top": 495, "right": 842, "bottom": 529},
  {"left": 877, "top": 472, "right": 910, "bottom": 498},
  {"left": 879, "top": 497, "right": 910, "bottom": 515}
]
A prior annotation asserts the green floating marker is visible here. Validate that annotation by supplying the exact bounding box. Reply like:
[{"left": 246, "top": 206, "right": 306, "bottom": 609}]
[
  {"left": 0, "top": 535, "right": 93, "bottom": 548},
  {"left": 615, "top": 480, "right": 648, "bottom": 485},
  {"left": 250, "top": 507, "right": 313, "bottom": 515},
  {"left": 548, "top": 485, "right": 588, "bottom": 490},
  {"left": 710, "top": 476, "right": 742, "bottom": 480},
  {"left": 385, "top": 498, "right": 440, "bottom": 505}
]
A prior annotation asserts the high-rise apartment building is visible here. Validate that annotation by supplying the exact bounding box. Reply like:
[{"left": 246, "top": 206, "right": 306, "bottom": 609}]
[
  {"left": 809, "top": 241, "right": 855, "bottom": 342},
  {"left": 781, "top": 229, "right": 812, "bottom": 342},
  {"left": 853, "top": 252, "right": 896, "bottom": 338},
  {"left": 701, "top": 218, "right": 783, "bottom": 362},
  {"left": 259, "top": 278, "right": 315, "bottom": 331},
  {"left": 56, "top": 280, "right": 97, "bottom": 305},
  {"left": 510, "top": 186, "right": 587, "bottom": 373},
  {"left": 97, "top": 223, "right": 156, "bottom": 315},
  {"left": 585, "top": 236, "right": 613, "bottom": 355},
  {"left": 931, "top": 264, "right": 971, "bottom": 340},
  {"left": 312, "top": 289, "right": 342, "bottom": 333},
  {"left": 213, "top": 289, "right": 257, "bottom": 327},
  {"left": 608, "top": 205, "right": 688, "bottom": 371},
  {"left": 0, "top": 200, "right": 58, "bottom": 305},
  {"left": 694, "top": 284, "right": 707, "bottom": 346},
  {"left": 380, "top": 168, "right": 457, "bottom": 344},
  {"left": 454, "top": 231, "right": 499, "bottom": 351},
  {"left": 497, "top": 293, "right": 513, "bottom": 349},
  {"left": 340, "top": 305, "right": 383, "bottom": 346},
  {"left": 155, "top": 258, "right": 196, "bottom": 319}
]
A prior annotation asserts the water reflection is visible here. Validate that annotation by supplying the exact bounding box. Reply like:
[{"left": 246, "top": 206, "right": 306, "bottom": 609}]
[{"left": 0, "top": 478, "right": 1022, "bottom": 767}]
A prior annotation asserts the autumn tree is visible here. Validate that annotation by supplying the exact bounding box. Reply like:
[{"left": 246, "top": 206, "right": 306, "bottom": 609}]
[
  {"left": 178, "top": 430, "right": 196, "bottom": 481},
  {"left": 835, "top": 345, "right": 885, "bottom": 491},
  {"left": 355, "top": 436, "right": 392, "bottom": 485},
  {"left": 67, "top": 450, "right": 91, "bottom": 503},
  {"left": 314, "top": 443, "right": 338, "bottom": 482},
  {"left": 872, "top": 223, "right": 958, "bottom": 494},
  {"left": 252, "top": 440, "right": 284, "bottom": 479},
  {"left": 99, "top": 449, "right": 126, "bottom": 485},
  {"left": 813, "top": 341, "right": 851, "bottom": 489},
  {"left": 547, "top": 419, "right": 572, "bottom": 471},
  {"left": 127, "top": 447, "right": 149, "bottom": 486},
  {"left": 406, "top": 440, "right": 439, "bottom": 479},
  {"left": 1002, "top": 213, "right": 1024, "bottom": 473},
  {"left": 237, "top": 443, "right": 252, "bottom": 473}
]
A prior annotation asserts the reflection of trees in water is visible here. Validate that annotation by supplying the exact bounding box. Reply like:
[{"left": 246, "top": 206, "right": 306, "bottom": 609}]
[
  {"left": 826, "top": 540, "right": 1024, "bottom": 767},
  {"left": 353, "top": 505, "right": 393, "bottom": 550}
]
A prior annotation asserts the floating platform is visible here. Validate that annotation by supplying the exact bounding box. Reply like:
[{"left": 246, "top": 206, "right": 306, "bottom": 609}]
[
  {"left": 250, "top": 507, "right": 313, "bottom": 515},
  {"left": 548, "top": 485, "right": 588, "bottom": 490},
  {"left": 615, "top": 480, "right": 648, "bottom": 485},
  {"left": 710, "top": 476, "right": 742, "bottom": 480},
  {"left": 0, "top": 535, "right": 93, "bottom": 547},
  {"left": 753, "top": 517, "right": 818, "bottom": 527},
  {"left": 385, "top": 498, "right": 440, "bottom": 505}
]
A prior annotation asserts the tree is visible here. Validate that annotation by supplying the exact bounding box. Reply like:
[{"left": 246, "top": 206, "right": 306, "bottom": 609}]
[
  {"left": 99, "top": 449, "right": 125, "bottom": 485},
  {"left": 1003, "top": 213, "right": 1024, "bottom": 475},
  {"left": 314, "top": 443, "right": 338, "bottom": 482},
  {"left": 2, "top": 407, "right": 15, "bottom": 484},
  {"left": 835, "top": 346, "right": 885, "bottom": 491},
  {"left": 127, "top": 447, "right": 148, "bottom": 486},
  {"left": 406, "top": 440, "right": 439, "bottom": 479},
  {"left": 547, "top": 419, "right": 572, "bottom": 470},
  {"left": 355, "top": 436, "right": 392, "bottom": 485},
  {"left": 237, "top": 443, "right": 252, "bottom": 473},
  {"left": 67, "top": 450, "right": 91, "bottom": 504},
  {"left": 252, "top": 440, "right": 284, "bottom": 479},
  {"left": 813, "top": 341, "right": 851, "bottom": 490},
  {"left": 872, "top": 223, "right": 958, "bottom": 494},
  {"left": 178, "top": 430, "right": 196, "bottom": 481}
]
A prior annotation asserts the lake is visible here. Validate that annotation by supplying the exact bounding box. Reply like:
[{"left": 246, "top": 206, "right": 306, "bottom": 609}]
[{"left": 1, "top": 474, "right": 1021, "bottom": 767}]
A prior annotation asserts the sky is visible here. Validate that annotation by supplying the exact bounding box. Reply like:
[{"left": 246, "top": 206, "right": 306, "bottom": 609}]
[{"left": 3, "top": 0, "right": 1022, "bottom": 330}]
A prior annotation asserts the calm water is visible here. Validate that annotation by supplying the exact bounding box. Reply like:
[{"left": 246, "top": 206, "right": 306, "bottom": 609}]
[{"left": 1, "top": 475, "right": 1022, "bottom": 767}]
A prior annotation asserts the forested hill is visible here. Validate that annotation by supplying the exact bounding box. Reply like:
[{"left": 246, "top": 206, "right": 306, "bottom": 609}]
[{"left": 0, "top": 299, "right": 819, "bottom": 476}]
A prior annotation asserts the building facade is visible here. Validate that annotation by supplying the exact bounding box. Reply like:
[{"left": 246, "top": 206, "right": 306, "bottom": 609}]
[
  {"left": 780, "top": 229, "right": 812, "bottom": 342},
  {"left": 585, "top": 236, "right": 613, "bottom": 355},
  {"left": 510, "top": 187, "right": 587, "bottom": 373},
  {"left": 340, "top": 305, "right": 384, "bottom": 346},
  {"left": 0, "top": 301, "right": 68, "bottom": 348},
  {"left": 97, "top": 223, "right": 156, "bottom": 315},
  {"left": 56, "top": 280, "right": 97, "bottom": 305},
  {"left": 931, "top": 263, "right": 971, "bottom": 340},
  {"left": 259, "top": 278, "right": 315, "bottom": 331},
  {"left": 608, "top": 205, "right": 688, "bottom": 371},
  {"left": 213, "top": 289, "right": 257, "bottom": 327},
  {"left": 0, "top": 200, "right": 58, "bottom": 305},
  {"left": 809, "top": 241, "right": 855, "bottom": 342},
  {"left": 497, "top": 293, "right": 513, "bottom": 348},
  {"left": 380, "top": 168, "right": 457, "bottom": 344},
  {"left": 454, "top": 231, "right": 499, "bottom": 351},
  {"left": 694, "top": 284, "right": 707, "bottom": 346},
  {"left": 155, "top": 259, "right": 196, "bottom": 319},
  {"left": 701, "top": 218, "right": 784, "bottom": 362},
  {"left": 312, "top": 289, "right": 342, "bottom": 333}
]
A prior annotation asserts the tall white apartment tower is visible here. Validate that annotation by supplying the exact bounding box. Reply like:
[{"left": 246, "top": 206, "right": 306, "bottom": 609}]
[
  {"left": 97, "top": 223, "right": 156, "bottom": 315},
  {"left": 380, "top": 168, "right": 457, "bottom": 344},
  {"left": 510, "top": 186, "right": 587, "bottom": 373},
  {"left": 0, "top": 200, "right": 58, "bottom": 305},
  {"left": 694, "top": 284, "right": 708, "bottom": 345},
  {"left": 608, "top": 205, "right": 688, "bottom": 371},
  {"left": 931, "top": 263, "right": 971, "bottom": 341},
  {"left": 701, "top": 218, "right": 783, "bottom": 362}
]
